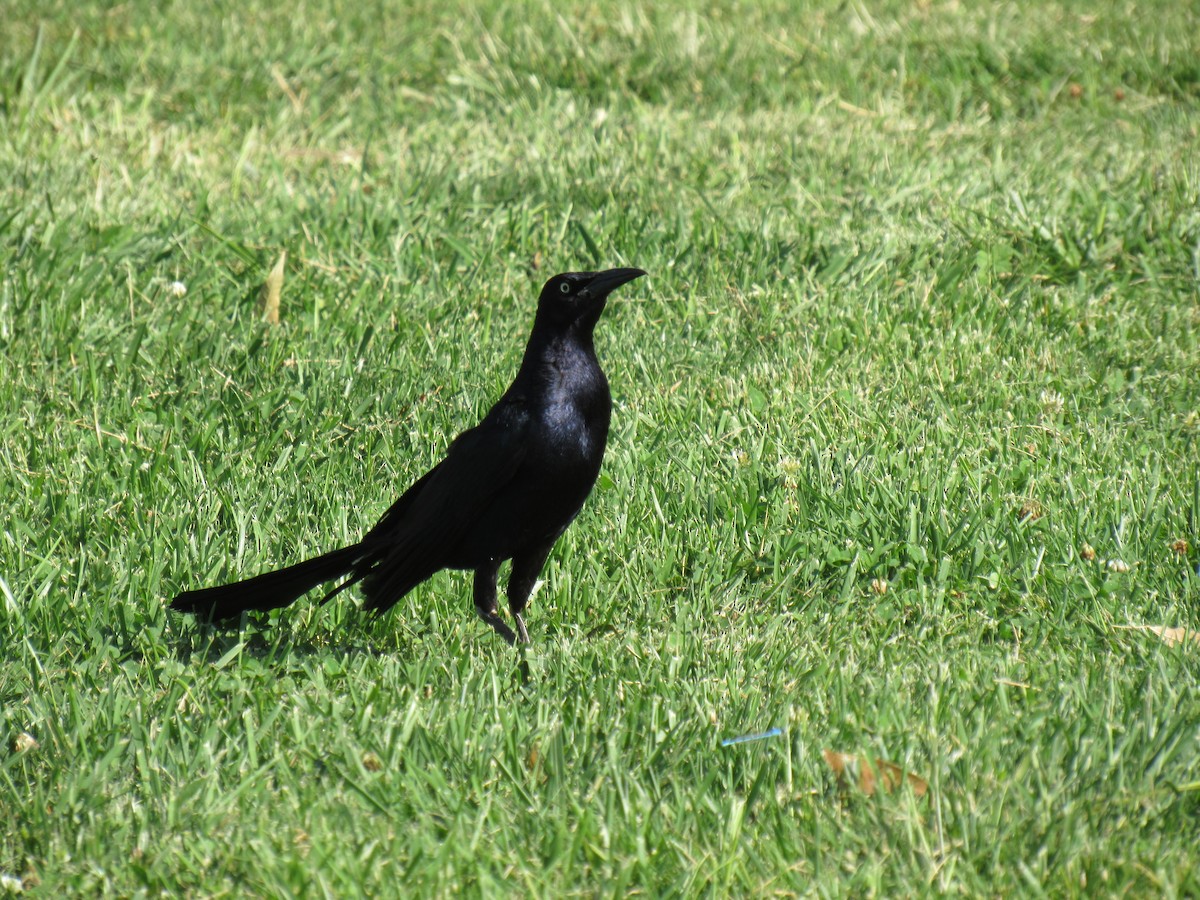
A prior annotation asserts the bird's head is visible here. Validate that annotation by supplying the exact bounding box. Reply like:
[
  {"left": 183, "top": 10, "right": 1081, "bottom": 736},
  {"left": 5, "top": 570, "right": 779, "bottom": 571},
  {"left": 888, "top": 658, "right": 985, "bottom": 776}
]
[{"left": 534, "top": 267, "right": 646, "bottom": 334}]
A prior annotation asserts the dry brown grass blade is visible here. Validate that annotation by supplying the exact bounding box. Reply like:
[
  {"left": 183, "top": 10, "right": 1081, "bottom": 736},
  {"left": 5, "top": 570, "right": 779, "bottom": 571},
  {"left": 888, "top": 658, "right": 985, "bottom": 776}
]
[{"left": 260, "top": 250, "right": 286, "bottom": 324}]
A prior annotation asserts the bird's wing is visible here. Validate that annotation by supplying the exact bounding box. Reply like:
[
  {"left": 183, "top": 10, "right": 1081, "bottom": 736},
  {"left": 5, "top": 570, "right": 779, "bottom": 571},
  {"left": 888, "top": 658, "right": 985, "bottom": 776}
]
[{"left": 357, "top": 398, "right": 532, "bottom": 609}]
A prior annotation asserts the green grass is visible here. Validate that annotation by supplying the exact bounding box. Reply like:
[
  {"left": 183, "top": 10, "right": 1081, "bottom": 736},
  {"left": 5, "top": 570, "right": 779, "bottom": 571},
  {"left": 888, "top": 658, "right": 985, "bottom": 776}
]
[{"left": 2, "top": 0, "right": 1200, "bottom": 894}]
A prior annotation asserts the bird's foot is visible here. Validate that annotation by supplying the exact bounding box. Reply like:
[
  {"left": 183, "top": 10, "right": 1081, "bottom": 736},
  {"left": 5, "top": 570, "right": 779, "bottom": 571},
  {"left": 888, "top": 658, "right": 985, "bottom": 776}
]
[{"left": 477, "top": 606, "right": 518, "bottom": 646}]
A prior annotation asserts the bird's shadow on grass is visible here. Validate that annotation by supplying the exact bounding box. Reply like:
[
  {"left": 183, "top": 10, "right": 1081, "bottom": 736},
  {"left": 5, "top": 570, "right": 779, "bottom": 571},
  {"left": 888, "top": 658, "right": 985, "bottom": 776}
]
[
  {"left": 164, "top": 609, "right": 410, "bottom": 666},
  {"left": 162, "top": 609, "right": 537, "bottom": 689}
]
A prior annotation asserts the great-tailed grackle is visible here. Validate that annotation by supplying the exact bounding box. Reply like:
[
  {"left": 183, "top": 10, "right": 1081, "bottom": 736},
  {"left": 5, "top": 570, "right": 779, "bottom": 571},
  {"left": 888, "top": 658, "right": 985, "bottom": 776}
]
[{"left": 170, "top": 267, "right": 646, "bottom": 645}]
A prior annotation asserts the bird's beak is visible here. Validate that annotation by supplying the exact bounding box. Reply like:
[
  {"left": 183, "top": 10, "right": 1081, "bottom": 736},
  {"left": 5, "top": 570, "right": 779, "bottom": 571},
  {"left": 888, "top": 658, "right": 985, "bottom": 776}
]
[{"left": 580, "top": 267, "right": 647, "bottom": 300}]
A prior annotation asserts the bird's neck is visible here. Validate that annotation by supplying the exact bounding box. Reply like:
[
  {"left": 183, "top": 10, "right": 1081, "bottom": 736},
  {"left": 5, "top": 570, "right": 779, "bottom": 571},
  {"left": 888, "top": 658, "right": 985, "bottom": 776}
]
[
  {"left": 515, "top": 327, "right": 604, "bottom": 397},
  {"left": 523, "top": 322, "right": 599, "bottom": 368}
]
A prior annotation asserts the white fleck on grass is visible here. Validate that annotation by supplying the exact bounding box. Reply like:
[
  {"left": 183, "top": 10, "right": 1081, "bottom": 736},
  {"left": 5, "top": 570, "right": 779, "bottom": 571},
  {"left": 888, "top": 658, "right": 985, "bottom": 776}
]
[{"left": 1039, "top": 389, "right": 1065, "bottom": 416}]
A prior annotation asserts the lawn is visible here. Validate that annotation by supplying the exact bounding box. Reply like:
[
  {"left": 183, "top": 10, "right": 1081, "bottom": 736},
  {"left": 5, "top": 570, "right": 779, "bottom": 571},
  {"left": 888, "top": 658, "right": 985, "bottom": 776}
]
[{"left": 2, "top": 0, "right": 1199, "bottom": 895}]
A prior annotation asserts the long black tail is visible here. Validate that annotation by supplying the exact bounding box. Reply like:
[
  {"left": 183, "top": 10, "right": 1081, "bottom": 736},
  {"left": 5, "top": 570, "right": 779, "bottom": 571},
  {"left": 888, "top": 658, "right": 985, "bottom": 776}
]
[{"left": 169, "top": 544, "right": 363, "bottom": 621}]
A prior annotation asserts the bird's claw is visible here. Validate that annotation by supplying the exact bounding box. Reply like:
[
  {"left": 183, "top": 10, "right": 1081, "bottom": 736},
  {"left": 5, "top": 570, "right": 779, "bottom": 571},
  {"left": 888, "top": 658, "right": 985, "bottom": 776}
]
[{"left": 513, "top": 612, "right": 530, "bottom": 645}]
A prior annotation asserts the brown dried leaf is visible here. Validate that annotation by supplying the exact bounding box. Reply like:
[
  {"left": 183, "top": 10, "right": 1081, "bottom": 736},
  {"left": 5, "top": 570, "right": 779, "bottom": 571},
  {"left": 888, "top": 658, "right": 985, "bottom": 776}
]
[
  {"left": 1118, "top": 625, "right": 1200, "bottom": 649},
  {"left": 260, "top": 250, "right": 286, "bottom": 324},
  {"left": 823, "top": 749, "right": 929, "bottom": 798}
]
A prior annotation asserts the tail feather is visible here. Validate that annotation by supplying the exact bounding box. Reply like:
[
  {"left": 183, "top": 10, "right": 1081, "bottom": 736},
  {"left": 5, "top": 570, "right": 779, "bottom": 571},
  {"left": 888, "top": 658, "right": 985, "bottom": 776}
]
[
  {"left": 170, "top": 545, "right": 362, "bottom": 621},
  {"left": 359, "top": 558, "right": 438, "bottom": 617}
]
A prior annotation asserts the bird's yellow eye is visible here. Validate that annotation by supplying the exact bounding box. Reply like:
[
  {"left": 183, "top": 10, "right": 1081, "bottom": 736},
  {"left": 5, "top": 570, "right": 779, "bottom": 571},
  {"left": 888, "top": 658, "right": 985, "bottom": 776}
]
[{"left": 559, "top": 282, "right": 571, "bottom": 294}]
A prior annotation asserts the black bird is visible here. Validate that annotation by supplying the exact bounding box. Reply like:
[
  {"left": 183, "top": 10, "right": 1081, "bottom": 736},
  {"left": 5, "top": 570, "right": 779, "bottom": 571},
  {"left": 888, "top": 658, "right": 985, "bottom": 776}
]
[{"left": 170, "top": 267, "right": 645, "bottom": 645}]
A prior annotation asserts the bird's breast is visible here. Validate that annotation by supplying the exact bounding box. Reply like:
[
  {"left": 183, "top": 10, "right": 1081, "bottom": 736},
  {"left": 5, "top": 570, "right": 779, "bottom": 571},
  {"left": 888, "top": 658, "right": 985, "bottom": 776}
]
[
  {"left": 451, "top": 371, "right": 611, "bottom": 563},
  {"left": 534, "top": 395, "right": 609, "bottom": 468}
]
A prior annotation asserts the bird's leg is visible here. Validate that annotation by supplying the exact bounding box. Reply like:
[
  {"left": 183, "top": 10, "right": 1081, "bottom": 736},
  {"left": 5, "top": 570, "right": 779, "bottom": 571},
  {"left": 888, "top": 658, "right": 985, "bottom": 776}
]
[
  {"left": 507, "top": 541, "right": 554, "bottom": 646},
  {"left": 473, "top": 559, "right": 516, "bottom": 645}
]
